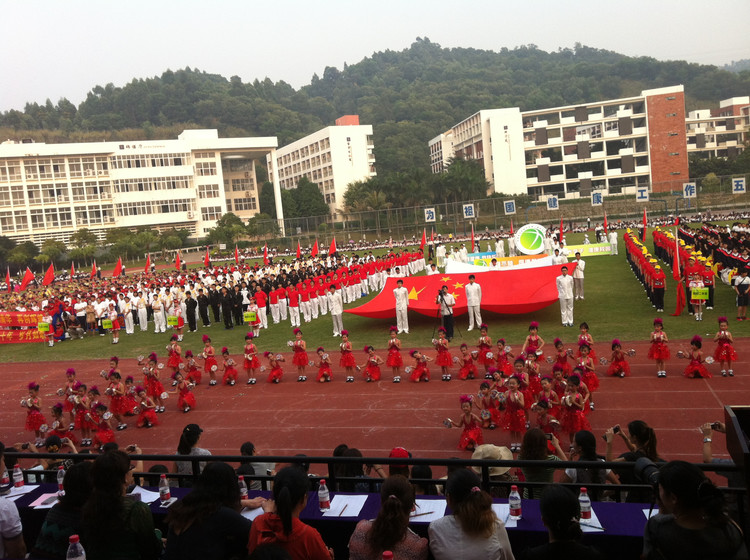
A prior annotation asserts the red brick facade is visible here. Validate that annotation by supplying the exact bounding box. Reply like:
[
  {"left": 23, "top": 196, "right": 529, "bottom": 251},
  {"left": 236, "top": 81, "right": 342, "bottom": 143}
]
[{"left": 646, "top": 92, "right": 689, "bottom": 192}]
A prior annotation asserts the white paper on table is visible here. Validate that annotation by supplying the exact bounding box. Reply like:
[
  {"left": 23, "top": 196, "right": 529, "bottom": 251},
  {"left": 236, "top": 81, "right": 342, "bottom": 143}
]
[
  {"left": 322, "top": 494, "right": 368, "bottom": 518},
  {"left": 241, "top": 506, "right": 265, "bottom": 521},
  {"left": 157, "top": 497, "right": 178, "bottom": 508},
  {"left": 491, "top": 503, "right": 517, "bottom": 528},
  {"left": 30, "top": 493, "right": 60, "bottom": 509},
  {"left": 409, "top": 499, "right": 447, "bottom": 523},
  {"left": 642, "top": 508, "right": 659, "bottom": 519},
  {"left": 579, "top": 508, "right": 604, "bottom": 532},
  {"left": 128, "top": 486, "right": 161, "bottom": 504},
  {"left": 8, "top": 484, "right": 38, "bottom": 497}
]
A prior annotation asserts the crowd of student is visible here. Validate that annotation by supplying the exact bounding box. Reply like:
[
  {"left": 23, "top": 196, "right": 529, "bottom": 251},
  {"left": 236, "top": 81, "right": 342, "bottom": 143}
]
[{"left": 1, "top": 414, "right": 747, "bottom": 560}]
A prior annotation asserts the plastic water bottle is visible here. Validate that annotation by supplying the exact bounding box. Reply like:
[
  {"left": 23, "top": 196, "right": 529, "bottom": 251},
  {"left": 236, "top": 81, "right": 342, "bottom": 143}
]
[
  {"left": 578, "top": 487, "right": 592, "bottom": 520},
  {"left": 12, "top": 464, "right": 23, "bottom": 488},
  {"left": 0, "top": 467, "right": 9, "bottom": 485},
  {"left": 238, "top": 475, "right": 248, "bottom": 499},
  {"left": 382, "top": 552, "right": 394, "bottom": 560},
  {"left": 158, "top": 474, "right": 171, "bottom": 502},
  {"left": 57, "top": 465, "right": 66, "bottom": 494},
  {"left": 318, "top": 479, "right": 330, "bottom": 512},
  {"left": 66, "top": 534, "right": 86, "bottom": 560},
  {"left": 509, "top": 485, "right": 522, "bottom": 520}
]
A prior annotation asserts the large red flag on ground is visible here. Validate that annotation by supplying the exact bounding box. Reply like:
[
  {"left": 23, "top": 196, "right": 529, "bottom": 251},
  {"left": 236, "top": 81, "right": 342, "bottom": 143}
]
[
  {"left": 70, "top": 262, "right": 76, "bottom": 277},
  {"left": 112, "top": 257, "right": 123, "bottom": 277},
  {"left": 642, "top": 208, "right": 648, "bottom": 242},
  {"left": 311, "top": 239, "right": 319, "bottom": 258},
  {"left": 329, "top": 237, "right": 337, "bottom": 256},
  {"left": 42, "top": 263, "right": 55, "bottom": 286},
  {"left": 19, "top": 267, "right": 34, "bottom": 291},
  {"left": 603, "top": 211, "right": 608, "bottom": 236},
  {"left": 559, "top": 217, "right": 564, "bottom": 245},
  {"left": 6, "top": 267, "right": 11, "bottom": 293},
  {"left": 235, "top": 245, "right": 239, "bottom": 264},
  {"left": 204, "top": 248, "right": 210, "bottom": 268},
  {"left": 175, "top": 252, "right": 181, "bottom": 271},
  {"left": 470, "top": 223, "right": 475, "bottom": 252},
  {"left": 144, "top": 254, "right": 151, "bottom": 273},
  {"left": 296, "top": 242, "right": 301, "bottom": 259},
  {"left": 263, "top": 243, "right": 269, "bottom": 265}
]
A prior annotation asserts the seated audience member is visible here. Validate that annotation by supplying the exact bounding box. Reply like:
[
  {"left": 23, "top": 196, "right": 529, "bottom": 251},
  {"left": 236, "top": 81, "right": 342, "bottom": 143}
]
[
  {"left": 0, "top": 441, "right": 27, "bottom": 560},
  {"left": 519, "top": 429, "right": 567, "bottom": 499},
  {"left": 388, "top": 446, "right": 411, "bottom": 478},
  {"left": 560, "top": 430, "right": 619, "bottom": 500},
  {"left": 174, "top": 424, "right": 211, "bottom": 488},
  {"left": 248, "top": 544, "right": 293, "bottom": 560},
  {"left": 643, "top": 461, "right": 747, "bottom": 560},
  {"left": 247, "top": 466, "right": 333, "bottom": 560},
  {"left": 428, "top": 468, "right": 515, "bottom": 560},
  {"left": 338, "top": 448, "right": 375, "bottom": 492},
  {"left": 237, "top": 441, "right": 260, "bottom": 490},
  {"left": 605, "top": 420, "right": 664, "bottom": 503},
  {"left": 165, "top": 462, "right": 254, "bottom": 560},
  {"left": 348, "top": 475, "right": 428, "bottom": 560},
  {"left": 700, "top": 421, "right": 747, "bottom": 524},
  {"left": 410, "top": 464, "right": 438, "bottom": 496},
  {"left": 14, "top": 435, "right": 78, "bottom": 483},
  {"left": 437, "top": 457, "right": 464, "bottom": 496},
  {"left": 471, "top": 444, "right": 515, "bottom": 498},
  {"left": 145, "top": 464, "right": 169, "bottom": 487},
  {"left": 32, "top": 462, "right": 93, "bottom": 559},
  {"left": 518, "top": 486, "right": 604, "bottom": 560}
]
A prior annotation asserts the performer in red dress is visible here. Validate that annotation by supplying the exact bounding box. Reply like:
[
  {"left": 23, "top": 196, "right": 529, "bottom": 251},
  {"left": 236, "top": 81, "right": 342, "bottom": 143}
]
[
  {"left": 135, "top": 387, "right": 159, "bottom": 428},
  {"left": 576, "top": 322, "right": 597, "bottom": 361},
  {"left": 648, "top": 317, "right": 670, "bottom": 378},
  {"left": 558, "top": 383, "right": 591, "bottom": 449},
  {"left": 91, "top": 403, "right": 116, "bottom": 449},
  {"left": 434, "top": 327, "right": 453, "bottom": 381},
  {"left": 23, "top": 382, "right": 47, "bottom": 447},
  {"left": 166, "top": 336, "right": 183, "bottom": 375},
  {"left": 264, "top": 351, "right": 284, "bottom": 383},
  {"left": 457, "top": 344, "right": 478, "bottom": 380},
  {"left": 537, "top": 376, "right": 561, "bottom": 419},
  {"left": 552, "top": 338, "right": 573, "bottom": 377},
  {"left": 220, "top": 347, "right": 239, "bottom": 386},
  {"left": 409, "top": 350, "right": 431, "bottom": 382},
  {"left": 123, "top": 376, "right": 139, "bottom": 416},
  {"left": 144, "top": 353, "right": 166, "bottom": 413},
  {"left": 291, "top": 328, "right": 310, "bottom": 382},
  {"left": 447, "top": 395, "right": 483, "bottom": 451},
  {"left": 243, "top": 332, "right": 260, "bottom": 385},
  {"left": 386, "top": 326, "right": 404, "bottom": 383},
  {"left": 201, "top": 335, "right": 219, "bottom": 386},
  {"left": 360, "top": 346, "right": 384, "bottom": 382},
  {"left": 48, "top": 402, "right": 77, "bottom": 445},
  {"left": 577, "top": 343, "right": 599, "bottom": 411},
  {"left": 606, "top": 339, "right": 631, "bottom": 378},
  {"left": 494, "top": 338, "right": 514, "bottom": 377},
  {"left": 59, "top": 368, "right": 78, "bottom": 429},
  {"left": 521, "top": 321, "right": 545, "bottom": 362},
  {"left": 105, "top": 370, "right": 129, "bottom": 431},
  {"left": 683, "top": 336, "right": 712, "bottom": 378},
  {"left": 173, "top": 371, "right": 197, "bottom": 413},
  {"left": 476, "top": 381, "right": 501, "bottom": 429},
  {"left": 476, "top": 324, "right": 493, "bottom": 376},
  {"left": 713, "top": 317, "right": 737, "bottom": 377},
  {"left": 339, "top": 330, "right": 356, "bottom": 383},
  {"left": 184, "top": 351, "right": 202, "bottom": 385},
  {"left": 501, "top": 375, "right": 526, "bottom": 453},
  {"left": 72, "top": 383, "right": 95, "bottom": 446},
  {"left": 315, "top": 347, "right": 332, "bottom": 382}
]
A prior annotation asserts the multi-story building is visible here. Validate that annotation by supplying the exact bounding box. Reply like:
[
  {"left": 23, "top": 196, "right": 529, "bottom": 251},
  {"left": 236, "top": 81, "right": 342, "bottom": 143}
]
[
  {"left": 267, "top": 115, "right": 376, "bottom": 218},
  {"left": 428, "top": 131, "right": 454, "bottom": 174},
  {"left": 430, "top": 85, "right": 708, "bottom": 199},
  {"left": 0, "top": 129, "right": 281, "bottom": 244},
  {"left": 686, "top": 96, "right": 750, "bottom": 159}
]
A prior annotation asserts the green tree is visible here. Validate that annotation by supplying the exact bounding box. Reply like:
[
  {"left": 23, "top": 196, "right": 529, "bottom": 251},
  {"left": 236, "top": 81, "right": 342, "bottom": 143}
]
[
  {"left": 206, "top": 212, "right": 248, "bottom": 245},
  {"left": 258, "top": 181, "right": 277, "bottom": 217},
  {"left": 292, "top": 177, "right": 329, "bottom": 218},
  {"left": 39, "top": 239, "right": 67, "bottom": 264},
  {"left": 69, "top": 228, "right": 97, "bottom": 249},
  {"left": 7, "top": 242, "right": 39, "bottom": 267},
  {"left": 0, "top": 235, "right": 17, "bottom": 266}
]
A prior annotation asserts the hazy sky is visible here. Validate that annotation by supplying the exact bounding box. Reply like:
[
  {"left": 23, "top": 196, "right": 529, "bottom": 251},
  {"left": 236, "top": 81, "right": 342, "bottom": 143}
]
[{"left": 2, "top": 0, "right": 749, "bottom": 112}]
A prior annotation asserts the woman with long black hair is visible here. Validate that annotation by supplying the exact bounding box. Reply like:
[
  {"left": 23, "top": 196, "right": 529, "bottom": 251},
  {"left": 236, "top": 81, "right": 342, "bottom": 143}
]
[
  {"left": 605, "top": 419, "right": 664, "bottom": 502},
  {"left": 561, "top": 430, "right": 619, "bottom": 500},
  {"left": 173, "top": 423, "right": 211, "bottom": 488}
]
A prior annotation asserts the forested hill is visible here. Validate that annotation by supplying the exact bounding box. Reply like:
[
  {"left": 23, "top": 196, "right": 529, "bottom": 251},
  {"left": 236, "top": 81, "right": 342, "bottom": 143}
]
[{"left": 2, "top": 38, "right": 749, "bottom": 175}]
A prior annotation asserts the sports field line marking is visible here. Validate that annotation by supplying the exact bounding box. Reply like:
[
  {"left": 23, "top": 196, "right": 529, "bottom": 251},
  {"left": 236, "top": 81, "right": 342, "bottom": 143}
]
[{"left": 703, "top": 378, "right": 727, "bottom": 409}]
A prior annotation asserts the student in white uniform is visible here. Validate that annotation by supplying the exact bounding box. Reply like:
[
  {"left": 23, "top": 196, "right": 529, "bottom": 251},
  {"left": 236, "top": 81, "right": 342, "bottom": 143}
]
[
  {"left": 464, "top": 275, "right": 482, "bottom": 331},
  {"left": 393, "top": 279, "right": 409, "bottom": 334}
]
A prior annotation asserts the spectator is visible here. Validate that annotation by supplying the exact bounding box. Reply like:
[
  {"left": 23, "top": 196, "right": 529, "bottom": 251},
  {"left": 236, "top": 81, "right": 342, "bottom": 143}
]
[
  {"left": 437, "top": 457, "right": 465, "bottom": 496},
  {"left": 0, "top": 441, "right": 26, "bottom": 560},
  {"left": 411, "top": 464, "right": 438, "bottom": 496},
  {"left": 519, "top": 429, "right": 567, "bottom": 499},
  {"left": 338, "top": 448, "right": 375, "bottom": 492},
  {"left": 428, "top": 468, "right": 515, "bottom": 560},
  {"left": 165, "top": 462, "right": 254, "bottom": 560},
  {"left": 518, "top": 486, "right": 604, "bottom": 560},
  {"left": 605, "top": 420, "right": 664, "bottom": 503},
  {"left": 82, "top": 450, "right": 162, "bottom": 559},
  {"left": 247, "top": 467, "right": 333, "bottom": 560},
  {"left": 237, "top": 442, "right": 260, "bottom": 490},
  {"left": 560, "top": 430, "right": 619, "bottom": 500},
  {"left": 700, "top": 421, "right": 747, "bottom": 525},
  {"left": 32, "top": 462, "right": 93, "bottom": 559},
  {"left": 174, "top": 424, "right": 211, "bottom": 488},
  {"left": 145, "top": 464, "right": 169, "bottom": 487},
  {"left": 248, "top": 545, "right": 293, "bottom": 560},
  {"left": 643, "top": 461, "right": 747, "bottom": 559},
  {"left": 388, "top": 446, "right": 411, "bottom": 478},
  {"left": 14, "top": 435, "right": 78, "bottom": 484},
  {"left": 471, "top": 444, "right": 516, "bottom": 498},
  {"left": 348, "top": 475, "right": 428, "bottom": 560}
]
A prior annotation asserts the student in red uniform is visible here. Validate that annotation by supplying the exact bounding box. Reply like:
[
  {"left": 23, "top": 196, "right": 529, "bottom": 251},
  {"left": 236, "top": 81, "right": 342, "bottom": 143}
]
[
  {"left": 220, "top": 347, "right": 239, "bottom": 386},
  {"left": 243, "top": 332, "right": 260, "bottom": 384},
  {"left": 287, "top": 284, "right": 301, "bottom": 328},
  {"left": 648, "top": 317, "right": 670, "bottom": 378},
  {"left": 360, "top": 346, "right": 384, "bottom": 382},
  {"left": 315, "top": 347, "right": 332, "bottom": 382},
  {"left": 434, "top": 327, "right": 453, "bottom": 381},
  {"left": 23, "top": 382, "right": 48, "bottom": 447},
  {"left": 386, "top": 326, "right": 404, "bottom": 383},
  {"left": 652, "top": 265, "right": 666, "bottom": 312},
  {"left": 446, "top": 395, "right": 483, "bottom": 452},
  {"left": 201, "top": 335, "right": 219, "bottom": 386},
  {"left": 264, "top": 351, "right": 285, "bottom": 383},
  {"left": 339, "top": 330, "right": 356, "bottom": 382},
  {"left": 681, "top": 335, "right": 712, "bottom": 379},
  {"left": 713, "top": 316, "right": 737, "bottom": 377},
  {"left": 292, "top": 328, "right": 309, "bottom": 382},
  {"left": 135, "top": 387, "right": 159, "bottom": 428}
]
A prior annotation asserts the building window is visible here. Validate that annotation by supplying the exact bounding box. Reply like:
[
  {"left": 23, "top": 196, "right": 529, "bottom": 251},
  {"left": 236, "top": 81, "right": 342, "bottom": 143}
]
[
  {"left": 201, "top": 206, "right": 222, "bottom": 221},
  {"left": 231, "top": 178, "right": 254, "bottom": 191},
  {"left": 198, "top": 184, "right": 220, "bottom": 199},
  {"left": 196, "top": 162, "right": 217, "bottom": 176},
  {"left": 233, "top": 198, "right": 257, "bottom": 211}
]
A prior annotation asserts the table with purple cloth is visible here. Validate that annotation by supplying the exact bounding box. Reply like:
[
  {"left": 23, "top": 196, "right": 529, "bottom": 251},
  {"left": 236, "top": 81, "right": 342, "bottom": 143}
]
[{"left": 12, "top": 485, "right": 647, "bottom": 560}]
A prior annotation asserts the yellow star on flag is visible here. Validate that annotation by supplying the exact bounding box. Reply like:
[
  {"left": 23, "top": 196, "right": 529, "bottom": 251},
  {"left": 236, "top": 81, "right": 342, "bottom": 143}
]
[
  {"left": 453, "top": 281, "right": 464, "bottom": 290},
  {"left": 408, "top": 287, "right": 425, "bottom": 301},
  {"left": 440, "top": 276, "right": 452, "bottom": 282}
]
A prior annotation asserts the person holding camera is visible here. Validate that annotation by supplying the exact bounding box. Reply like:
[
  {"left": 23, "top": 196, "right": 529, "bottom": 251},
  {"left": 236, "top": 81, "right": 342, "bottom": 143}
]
[
  {"left": 605, "top": 420, "right": 664, "bottom": 503},
  {"left": 642, "top": 460, "right": 747, "bottom": 559},
  {"left": 435, "top": 286, "right": 456, "bottom": 341},
  {"left": 700, "top": 421, "right": 747, "bottom": 524}
]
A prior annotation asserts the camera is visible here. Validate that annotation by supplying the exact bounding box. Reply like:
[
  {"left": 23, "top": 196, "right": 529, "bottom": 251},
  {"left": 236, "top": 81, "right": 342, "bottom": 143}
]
[
  {"left": 545, "top": 433, "right": 553, "bottom": 441},
  {"left": 613, "top": 425, "right": 621, "bottom": 434},
  {"left": 634, "top": 457, "right": 660, "bottom": 487},
  {"left": 711, "top": 422, "right": 721, "bottom": 430}
]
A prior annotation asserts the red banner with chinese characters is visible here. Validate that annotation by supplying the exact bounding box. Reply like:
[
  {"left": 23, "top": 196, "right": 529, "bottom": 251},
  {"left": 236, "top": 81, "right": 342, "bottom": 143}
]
[
  {"left": 0, "top": 329, "right": 46, "bottom": 344},
  {"left": 0, "top": 311, "right": 44, "bottom": 328}
]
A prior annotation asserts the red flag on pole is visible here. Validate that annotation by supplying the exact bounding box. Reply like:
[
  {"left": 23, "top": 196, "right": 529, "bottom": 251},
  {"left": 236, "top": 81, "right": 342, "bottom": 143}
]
[
  {"left": 430, "top": 228, "right": 434, "bottom": 244},
  {"left": 311, "top": 239, "right": 319, "bottom": 258},
  {"left": 144, "top": 254, "right": 151, "bottom": 273},
  {"left": 510, "top": 220, "right": 514, "bottom": 235},
  {"left": 420, "top": 228, "right": 426, "bottom": 251},
  {"left": 112, "top": 257, "right": 122, "bottom": 278},
  {"left": 263, "top": 243, "right": 269, "bottom": 266},
  {"left": 175, "top": 252, "right": 181, "bottom": 271},
  {"left": 642, "top": 208, "right": 648, "bottom": 242},
  {"left": 559, "top": 216, "right": 564, "bottom": 245},
  {"left": 329, "top": 237, "right": 337, "bottom": 256},
  {"left": 235, "top": 245, "right": 239, "bottom": 264},
  {"left": 42, "top": 263, "right": 55, "bottom": 286},
  {"left": 90, "top": 260, "right": 98, "bottom": 279},
  {"left": 296, "top": 242, "right": 301, "bottom": 259},
  {"left": 19, "top": 267, "right": 34, "bottom": 291},
  {"left": 6, "top": 267, "right": 11, "bottom": 293},
  {"left": 603, "top": 212, "right": 608, "bottom": 236},
  {"left": 671, "top": 226, "right": 686, "bottom": 316},
  {"left": 471, "top": 223, "right": 475, "bottom": 252},
  {"left": 204, "top": 248, "right": 210, "bottom": 268},
  {"left": 70, "top": 262, "right": 76, "bottom": 277}
]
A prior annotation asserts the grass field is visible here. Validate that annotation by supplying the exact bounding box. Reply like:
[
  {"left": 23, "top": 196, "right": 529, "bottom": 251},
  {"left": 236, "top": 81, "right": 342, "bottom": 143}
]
[{"left": 3, "top": 229, "right": 743, "bottom": 364}]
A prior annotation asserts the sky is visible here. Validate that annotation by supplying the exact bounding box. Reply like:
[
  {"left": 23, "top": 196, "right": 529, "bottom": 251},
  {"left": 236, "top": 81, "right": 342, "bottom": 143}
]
[{"left": 2, "top": 0, "right": 749, "bottom": 112}]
